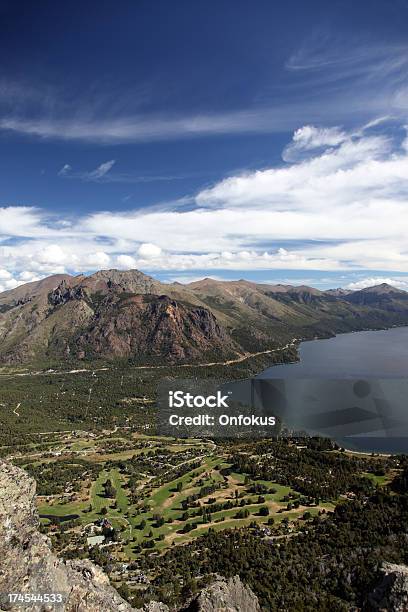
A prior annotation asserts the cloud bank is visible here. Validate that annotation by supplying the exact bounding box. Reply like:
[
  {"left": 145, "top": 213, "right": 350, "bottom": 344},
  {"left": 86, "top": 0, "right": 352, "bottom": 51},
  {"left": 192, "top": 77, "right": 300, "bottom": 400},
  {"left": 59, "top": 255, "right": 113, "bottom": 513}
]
[{"left": 1, "top": 121, "right": 408, "bottom": 291}]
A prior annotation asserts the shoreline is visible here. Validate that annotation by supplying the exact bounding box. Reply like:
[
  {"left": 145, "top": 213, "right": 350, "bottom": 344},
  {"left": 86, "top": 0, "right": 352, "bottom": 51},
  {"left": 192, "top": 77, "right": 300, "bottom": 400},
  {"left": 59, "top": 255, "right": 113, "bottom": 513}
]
[
  {"left": 252, "top": 325, "right": 408, "bottom": 457},
  {"left": 342, "top": 447, "right": 392, "bottom": 458}
]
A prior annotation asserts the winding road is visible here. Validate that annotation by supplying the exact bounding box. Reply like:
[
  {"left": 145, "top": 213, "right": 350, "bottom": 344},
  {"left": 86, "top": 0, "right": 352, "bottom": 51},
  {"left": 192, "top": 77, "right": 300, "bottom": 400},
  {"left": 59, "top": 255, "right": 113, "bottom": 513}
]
[{"left": 0, "top": 339, "right": 299, "bottom": 378}]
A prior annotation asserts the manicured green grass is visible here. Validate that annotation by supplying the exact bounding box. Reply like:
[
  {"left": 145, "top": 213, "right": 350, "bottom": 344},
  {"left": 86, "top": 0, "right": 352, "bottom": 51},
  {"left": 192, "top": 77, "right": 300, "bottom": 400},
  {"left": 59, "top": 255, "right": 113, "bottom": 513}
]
[
  {"left": 361, "top": 471, "right": 391, "bottom": 486},
  {"left": 149, "top": 457, "right": 219, "bottom": 508},
  {"left": 36, "top": 443, "right": 340, "bottom": 561},
  {"left": 168, "top": 505, "right": 323, "bottom": 546},
  {"left": 38, "top": 467, "right": 130, "bottom": 526}
]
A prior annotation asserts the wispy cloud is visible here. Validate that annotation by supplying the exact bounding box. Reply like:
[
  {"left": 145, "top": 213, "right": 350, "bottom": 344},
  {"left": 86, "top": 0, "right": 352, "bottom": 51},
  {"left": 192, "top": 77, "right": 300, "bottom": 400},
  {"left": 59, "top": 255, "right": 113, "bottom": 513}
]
[
  {"left": 0, "top": 111, "right": 291, "bottom": 143},
  {"left": 58, "top": 160, "right": 115, "bottom": 181},
  {"left": 57, "top": 163, "right": 72, "bottom": 177},
  {"left": 1, "top": 40, "right": 408, "bottom": 143},
  {"left": 286, "top": 35, "right": 408, "bottom": 80},
  {"left": 282, "top": 125, "right": 348, "bottom": 161},
  {"left": 87, "top": 159, "right": 115, "bottom": 179},
  {"left": 57, "top": 160, "right": 192, "bottom": 184}
]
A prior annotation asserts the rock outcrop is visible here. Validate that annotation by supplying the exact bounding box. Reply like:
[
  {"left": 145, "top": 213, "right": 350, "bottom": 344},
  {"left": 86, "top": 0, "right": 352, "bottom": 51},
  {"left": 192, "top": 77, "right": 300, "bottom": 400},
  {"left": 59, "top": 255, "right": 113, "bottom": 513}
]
[
  {"left": 186, "top": 575, "right": 261, "bottom": 612},
  {"left": 368, "top": 562, "right": 408, "bottom": 611},
  {"left": 0, "top": 460, "right": 260, "bottom": 612},
  {"left": 0, "top": 459, "right": 133, "bottom": 612}
]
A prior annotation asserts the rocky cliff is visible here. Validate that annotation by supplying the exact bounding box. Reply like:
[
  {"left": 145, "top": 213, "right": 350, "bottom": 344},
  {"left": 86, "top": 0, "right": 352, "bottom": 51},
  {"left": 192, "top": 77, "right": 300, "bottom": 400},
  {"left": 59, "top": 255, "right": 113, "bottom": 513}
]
[
  {"left": 0, "top": 459, "right": 133, "bottom": 612},
  {"left": 186, "top": 575, "right": 261, "bottom": 611},
  {"left": 0, "top": 460, "right": 260, "bottom": 612},
  {"left": 368, "top": 562, "right": 408, "bottom": 611}
]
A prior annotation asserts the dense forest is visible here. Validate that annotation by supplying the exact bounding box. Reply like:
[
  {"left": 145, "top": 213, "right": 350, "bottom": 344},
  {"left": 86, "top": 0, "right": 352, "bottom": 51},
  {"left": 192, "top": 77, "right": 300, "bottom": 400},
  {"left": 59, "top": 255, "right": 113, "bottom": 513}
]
[
  {"left": 0, "top": 351, "right": 288, "bottom": 447},
  {"left": 228, "top": 438, "right": 394, "bottom": 500}
]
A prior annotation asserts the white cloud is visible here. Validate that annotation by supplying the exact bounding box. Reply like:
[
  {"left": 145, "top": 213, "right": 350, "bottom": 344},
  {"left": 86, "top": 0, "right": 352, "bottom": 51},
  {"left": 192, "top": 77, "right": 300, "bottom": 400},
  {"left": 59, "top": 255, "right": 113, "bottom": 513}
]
[
  {"left": 0, "top": 278, "right": 21, "bottom": 292},
  {"left": 3, "top": 40, "right": 408, "bottom": 148},
  {"left": 137, "top": 243, "right": 162, "bottom": 259},
  {"left": 0, "top": 206, "right": 51, "bottom": 238},
  {"left": 0, "top": 112, "right": 290, "bottom": 143},
  {"left": 196, "top": 134, "right": 394, "bottom": 210},
  {"left": 2, "top": 121, "right": 408, "bottom": 287},
  {"left": 58, "top": 163, "right": 71, "bottom": 176},
  {"left": 87, "top": 160, "right": 116, "bottom": 180},
  {"left": 0, "top": 269, "right": 12, "bottom": 280},
  {"left": 2, "top": 41, "right": 408, "bottom": 146},
  {"left": 282, "top": 125, "right": 347, "bottom": 161},
  {"left": 18, "top": 271, "right": 41, "bottom": 282},
  {"left": 85, "top": 251, "right": 111, "bottom": 268},
  {"left": 58, "top": 160, "right": 116, "bottom": 182},
  {"left": 37, "top": 244, "right": 67, "bottom": 265},
  {"left": 116, "top": 254, "right": 137, "bottom": 268}
]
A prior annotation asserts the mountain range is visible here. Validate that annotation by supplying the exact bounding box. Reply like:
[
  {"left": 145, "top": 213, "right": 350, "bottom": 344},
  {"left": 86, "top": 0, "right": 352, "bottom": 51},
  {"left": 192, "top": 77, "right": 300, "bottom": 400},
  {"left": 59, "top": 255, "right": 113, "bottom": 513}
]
[{"left": 0, "top": 269, "right": 408, "bottom": 366}]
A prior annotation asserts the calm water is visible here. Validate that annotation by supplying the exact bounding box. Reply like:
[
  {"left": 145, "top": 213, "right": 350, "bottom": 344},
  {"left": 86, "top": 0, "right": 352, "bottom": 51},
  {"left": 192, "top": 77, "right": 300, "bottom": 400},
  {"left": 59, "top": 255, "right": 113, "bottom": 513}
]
[
  {"left": 260, "top": 327, "right": 408, "bottom": 379},
  {"left": 258, "top": 327, "right": 408, "bottom": 453}
]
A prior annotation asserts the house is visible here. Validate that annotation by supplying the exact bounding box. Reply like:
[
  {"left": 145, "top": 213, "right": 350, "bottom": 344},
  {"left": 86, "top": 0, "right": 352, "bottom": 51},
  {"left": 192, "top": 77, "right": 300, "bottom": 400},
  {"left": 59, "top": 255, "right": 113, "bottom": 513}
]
[
  {"left": 96, "top": 518, "right": 113, "bottom": 529},
  {"left": 254, "top": 526, "right": 272, "bottom": 537},
  {"left": 127, "top": 572, "right": 149, "bottom": 584}
]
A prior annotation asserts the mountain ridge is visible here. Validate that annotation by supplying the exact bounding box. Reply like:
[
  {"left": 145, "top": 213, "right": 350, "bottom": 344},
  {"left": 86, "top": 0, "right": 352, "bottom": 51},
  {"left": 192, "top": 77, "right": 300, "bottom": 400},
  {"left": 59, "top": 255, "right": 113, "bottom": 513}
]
[{"left": 0, "top": 269, "right": 407, "bottom": 366}]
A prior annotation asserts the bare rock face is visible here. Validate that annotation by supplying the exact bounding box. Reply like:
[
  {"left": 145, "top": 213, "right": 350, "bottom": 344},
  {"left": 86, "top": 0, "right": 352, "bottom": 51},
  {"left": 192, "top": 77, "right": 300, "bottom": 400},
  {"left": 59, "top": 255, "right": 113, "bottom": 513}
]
[
  {"left": 368, "top": 562, "right": 408, "bottom": 611},
  {"left": 0, "top": 459, "right": 133, "bottom": 612},
  {"left": 75, "top": 294, "right": 234, "bottom": 362},
  {"left": 187, "top": 575, "right": 261, "bottom": 612},
  {"left": 137, "top": 604, "right": 169, "bottom": 612}
]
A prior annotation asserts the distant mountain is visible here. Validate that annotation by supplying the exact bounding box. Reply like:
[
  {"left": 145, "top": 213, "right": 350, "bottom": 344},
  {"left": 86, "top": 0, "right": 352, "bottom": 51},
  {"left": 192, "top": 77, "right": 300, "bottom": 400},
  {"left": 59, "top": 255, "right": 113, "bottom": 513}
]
[
  {"left": 344, "top": 283, "right": 408, "bottom": 307},
  {"left": 0, "top": 270, "right": 407, "bottom": 366},
  {"left": 324, "top": 288, "right": 352, "bottom": 297}
]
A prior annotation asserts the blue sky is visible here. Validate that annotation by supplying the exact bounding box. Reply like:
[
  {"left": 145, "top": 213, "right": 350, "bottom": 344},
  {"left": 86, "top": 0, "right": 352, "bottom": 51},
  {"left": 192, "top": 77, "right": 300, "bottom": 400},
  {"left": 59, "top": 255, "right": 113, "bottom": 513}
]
[{"left": 1, "top": 0, "right": 408, "bottom": 290}]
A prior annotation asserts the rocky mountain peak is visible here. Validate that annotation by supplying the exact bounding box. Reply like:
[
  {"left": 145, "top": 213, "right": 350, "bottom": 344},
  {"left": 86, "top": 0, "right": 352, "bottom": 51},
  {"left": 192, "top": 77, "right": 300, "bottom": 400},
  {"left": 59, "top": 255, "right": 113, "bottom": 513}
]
[{"left": 84, "top": 269, "right": 161, "bottom": 294}]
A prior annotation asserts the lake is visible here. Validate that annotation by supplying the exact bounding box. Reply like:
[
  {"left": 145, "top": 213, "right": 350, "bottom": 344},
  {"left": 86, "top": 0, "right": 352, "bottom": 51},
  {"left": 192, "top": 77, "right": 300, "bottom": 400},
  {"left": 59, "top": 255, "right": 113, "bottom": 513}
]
[
  {"left": 259, "top": 326, "right": 408, "bottom": 379},
  {"left": 258, "top": 327, "right": 408, "bottom": 454}
]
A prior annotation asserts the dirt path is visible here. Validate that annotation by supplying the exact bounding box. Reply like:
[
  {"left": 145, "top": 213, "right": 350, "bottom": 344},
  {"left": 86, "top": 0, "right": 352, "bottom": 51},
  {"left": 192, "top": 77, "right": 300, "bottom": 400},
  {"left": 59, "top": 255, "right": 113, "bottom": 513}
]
[{"left": 132, "top": 339, "right": 299, "bottom": 370}]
